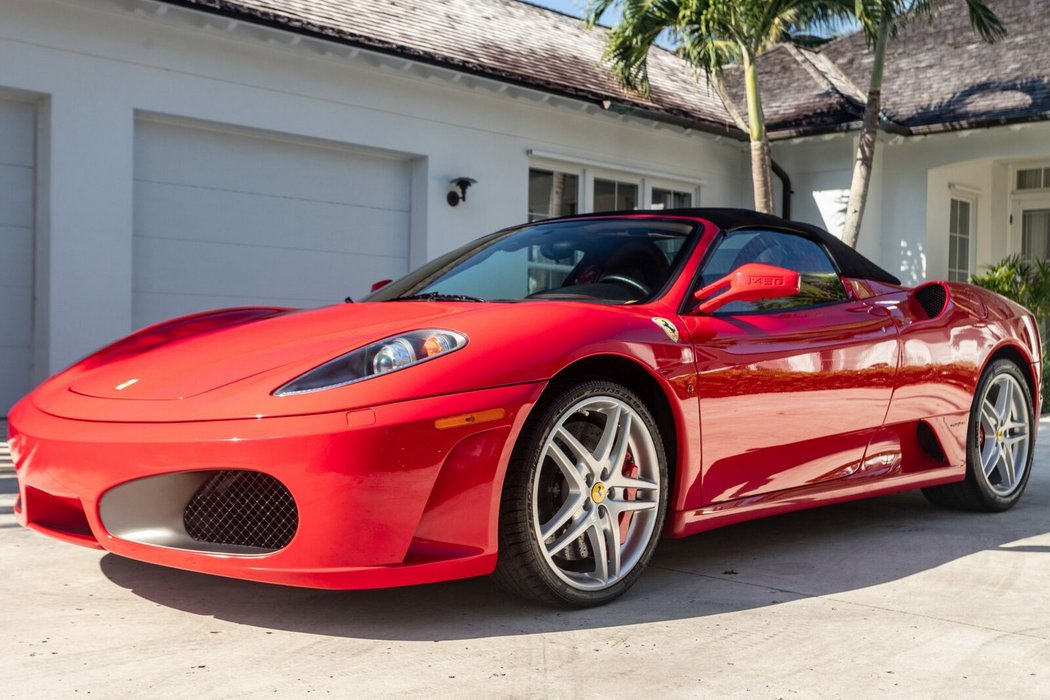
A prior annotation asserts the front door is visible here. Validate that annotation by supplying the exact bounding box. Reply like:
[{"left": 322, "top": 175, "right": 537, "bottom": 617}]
[
  {"left": 1013, "top": 197, "right": 1050, "bottom": 335},
  {"left": 679, "top": 228, "right": 899, "bottom": 507}
]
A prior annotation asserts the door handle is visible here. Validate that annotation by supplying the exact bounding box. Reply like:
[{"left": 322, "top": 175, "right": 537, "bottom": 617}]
[{"left": 864, "top": 304, "right": 894, "bottom": 317}]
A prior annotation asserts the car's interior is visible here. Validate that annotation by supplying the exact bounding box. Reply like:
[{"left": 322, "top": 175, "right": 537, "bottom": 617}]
[
  {"left": 696, "top": 229, "right": 849, "bottom": 312},
  {"left": 533, "top": 237, "right": 675, "bottom": 302},
  {"left": 387, "top": 219, "right": 697, "bottom": 304}
]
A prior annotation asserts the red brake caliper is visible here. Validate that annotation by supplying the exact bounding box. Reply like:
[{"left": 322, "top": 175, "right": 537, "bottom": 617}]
[{"left": 619, "top": 451, "right": 639, "bottom": 544}]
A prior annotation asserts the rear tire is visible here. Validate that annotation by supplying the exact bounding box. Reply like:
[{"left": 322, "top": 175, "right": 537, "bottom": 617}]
[
  {"left": 922, "top": 359, "right": 1035, "bottom": 512},
  {"left": 493, "top": 379, "right": 668, "bottom": 607}
]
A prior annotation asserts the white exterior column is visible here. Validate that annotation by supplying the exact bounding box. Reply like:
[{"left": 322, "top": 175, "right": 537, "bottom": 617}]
[{"left": 35, "top": 90, "right": 133, "bottom": 378}]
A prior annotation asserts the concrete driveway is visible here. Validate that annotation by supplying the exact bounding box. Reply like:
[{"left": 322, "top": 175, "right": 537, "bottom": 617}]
[{"left": 2, "top": 420, "right": 1049, "bottom": 699}]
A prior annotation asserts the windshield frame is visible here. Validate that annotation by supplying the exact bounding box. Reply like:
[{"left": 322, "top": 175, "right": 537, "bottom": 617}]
[{"left": 365, "top": 215, "right": 704, "bottom": 305}]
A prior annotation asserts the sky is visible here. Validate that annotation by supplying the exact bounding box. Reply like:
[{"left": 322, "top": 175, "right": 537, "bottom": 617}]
[
  {"left": 526, "top": 1, "right": 858, "bottom": 38},
  {"left": 527, "top": 0, "right": 620, "bottom": 24}
]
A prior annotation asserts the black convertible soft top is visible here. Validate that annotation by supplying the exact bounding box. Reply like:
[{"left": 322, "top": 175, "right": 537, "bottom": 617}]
[
  {"left": 563, "top": 207, "right": 903, "bottom": 286},
  {"left": 692, "top": 208, "right": 901, "bottom": 286}
]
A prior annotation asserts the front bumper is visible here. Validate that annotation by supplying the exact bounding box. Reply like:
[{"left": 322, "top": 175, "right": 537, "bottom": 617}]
[{"left": 9, "top": 382, "right": 544, "bottom": 589}]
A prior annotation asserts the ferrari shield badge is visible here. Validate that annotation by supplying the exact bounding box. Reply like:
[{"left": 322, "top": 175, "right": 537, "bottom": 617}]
[{"left": 651, "top": 317, "right": 680, "bottom": 343}]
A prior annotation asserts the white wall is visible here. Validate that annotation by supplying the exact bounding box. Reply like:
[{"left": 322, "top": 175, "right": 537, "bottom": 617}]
[
  {"left": 775, "top": 121, "right": 1050, "bottom": 286},
  {"left": 926, "top": 159, "right": 993, "bottom": 280},
  {"left": 773, "top": 136, "right": 883, "bottom": 267},
  {"left": 0, "top": 0, "right": 750, "bottom": 382}
]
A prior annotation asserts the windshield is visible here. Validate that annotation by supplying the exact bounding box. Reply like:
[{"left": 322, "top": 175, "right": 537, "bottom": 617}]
[{"left": 368, "top": 218, "right": 698, "bottom": 303}]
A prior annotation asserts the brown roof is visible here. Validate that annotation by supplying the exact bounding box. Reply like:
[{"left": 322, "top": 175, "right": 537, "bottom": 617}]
[
  {"left": 723, "top": 43, "right": 864, "bottom": 139},
  {"left": 159, "top": 0, "right": 740, "bottom": 137},
  {"left": 158, "top": 0, "right": 1050, "bottom": 140},
  {"left": 822, "top": 0, "right": 1050, "bottom": 134}
]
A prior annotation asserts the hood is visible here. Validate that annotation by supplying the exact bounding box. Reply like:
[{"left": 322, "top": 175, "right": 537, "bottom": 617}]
[
  {"left": 32, "top": 299, "right": 685, "bottom": 422},
  {"left": 68, "top": 303, "right": 460, "bottom": 401}
]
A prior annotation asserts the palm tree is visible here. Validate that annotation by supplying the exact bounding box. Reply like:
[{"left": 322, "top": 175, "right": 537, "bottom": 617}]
[
  {"left": 587, "top": 0, "right": 846, "bottom": 214},
  {"left": 839, "top": 0, "right": 1005, "bottom": 248}
]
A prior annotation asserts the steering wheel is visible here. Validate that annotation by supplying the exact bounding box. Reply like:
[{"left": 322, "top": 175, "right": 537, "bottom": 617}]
[{"left": 599, "top": 274, "right": 651, "bottom": 297}]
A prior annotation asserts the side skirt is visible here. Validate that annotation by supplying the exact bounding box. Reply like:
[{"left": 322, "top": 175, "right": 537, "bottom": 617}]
[{"left": 666, "top": 465, "right": 964, "bottom": 538}]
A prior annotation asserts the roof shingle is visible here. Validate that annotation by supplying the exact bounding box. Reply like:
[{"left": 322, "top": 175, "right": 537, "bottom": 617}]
[
  {"left": 156, "top": 0, "right": 1050, "bottom": 140},
  {"left": 821, "top": 0, "right": 1050, "bottom": 133},
  {"left": 160, "top": 0, "right": 740, "bottom": 136},
  {"left": 723, "top": 43, "right": 864, "bottom": 138}
]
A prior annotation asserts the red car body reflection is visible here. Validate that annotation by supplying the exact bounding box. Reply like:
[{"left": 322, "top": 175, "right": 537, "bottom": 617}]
[{"left": 7, "top": 210, "right": 1041, "bottom": 592}]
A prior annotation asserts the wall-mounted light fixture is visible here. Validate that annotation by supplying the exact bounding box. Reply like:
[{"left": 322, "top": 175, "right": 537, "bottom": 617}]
[{"left": 447, "top": 177, "right": 477, "bottom": 206}]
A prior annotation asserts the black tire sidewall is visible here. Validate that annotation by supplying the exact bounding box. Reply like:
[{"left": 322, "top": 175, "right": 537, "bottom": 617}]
[
  {"left": 967, "top": 359, "right": 1035, "bottom": 511},
  {"left": 505, "top": 379, "right": 669, "bottom": 607}
]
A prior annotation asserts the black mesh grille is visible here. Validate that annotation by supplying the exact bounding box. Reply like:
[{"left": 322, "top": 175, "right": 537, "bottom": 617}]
[
  {"left": 183, "top": 471, "right": 297, "bottom": 551},
  {"left": 915, "top": 283, "right": 948, "bottom": 319}
]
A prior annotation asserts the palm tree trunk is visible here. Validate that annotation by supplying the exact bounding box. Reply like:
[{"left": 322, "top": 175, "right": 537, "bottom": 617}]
[
  {"left": 743, "top": 53, "right": 774, "bottom": 214},
  {"left": 551, "top": 172, "right": 565, "bottom": 217},
  {"left": 841, "top": 19, "right": 889, "bottom": 248}
]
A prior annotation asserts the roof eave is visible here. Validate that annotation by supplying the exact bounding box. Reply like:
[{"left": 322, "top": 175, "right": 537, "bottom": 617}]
[
  {"left": 154, "top": 0, "right": 744, "bottom": 141},
  {"left": 905, "top": 111, "right": 1050, "bottom": 136}
]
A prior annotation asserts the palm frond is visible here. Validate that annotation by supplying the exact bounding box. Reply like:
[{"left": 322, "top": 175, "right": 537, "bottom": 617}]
[
  {"left": 963, "top": 0, "right": 1006, "bottom": 43},
  {"left": 600, "top": 0, "right": 683, "bottom": 94},
  {"left": 584, "top": 0, "right": 619, "bottom": 28}
]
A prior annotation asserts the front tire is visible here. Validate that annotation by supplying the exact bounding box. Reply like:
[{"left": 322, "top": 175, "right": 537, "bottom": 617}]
[
  {"left": 923, "top": 359, "right": 1035, "bottom": 511},
  {"left": 493, "top": 379, "right": 668, "bottom": 607}
]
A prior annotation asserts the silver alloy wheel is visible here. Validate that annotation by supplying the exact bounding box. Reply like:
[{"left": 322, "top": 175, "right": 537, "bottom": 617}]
[
  {"left": 978, "top": 372, "right": 1032, "bottom": 496},
  {"left": 531, "top": 395, "right": 661, "bottom": 591}
]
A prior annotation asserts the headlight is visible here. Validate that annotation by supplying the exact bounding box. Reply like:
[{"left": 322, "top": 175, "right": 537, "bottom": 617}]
[{"left": 273, "top": 329, "right": 467, "bottom": 396}]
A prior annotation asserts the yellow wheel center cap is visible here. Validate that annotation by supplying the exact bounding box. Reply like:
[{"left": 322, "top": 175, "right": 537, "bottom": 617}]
[
  {"left": 591, "top": 482, "right": 608, "bottom": 504},
  {"left": 996, "top": 428, "right": 1005, "bottom": 442}
]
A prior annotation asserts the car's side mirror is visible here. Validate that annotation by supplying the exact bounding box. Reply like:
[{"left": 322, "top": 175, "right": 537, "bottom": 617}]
[
  {"left": 692, "top": 263, "right": 801, "bottom": 314},
  {"left": 370, "top": 279, "right": 393, "bottom": 293}
]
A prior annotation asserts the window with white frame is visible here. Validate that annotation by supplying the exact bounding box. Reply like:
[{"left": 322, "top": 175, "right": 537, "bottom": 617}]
[
  {"left": 593, "top": 178, "right": 639, "bottom": 212},
  {"left": 527, "top": 167, "right": 583, "bottom": 291},
  {"left": 1021, "top": 209, "right": 1050, "bottom": 259},
  {"left": 526, "top": 161, "right": 699, "bottom": 288},
  {"left": 528, "top": 168, "right": 580, "bottom": 222},
  {"left": 1016, "top": 166, "right": 1050, "bottom": 191},
  {"left": 651, "top": 187, "right": 692, "bottom": 210},
  {"left": 948, "top": 196, "right": 975, "bottom": 282}
]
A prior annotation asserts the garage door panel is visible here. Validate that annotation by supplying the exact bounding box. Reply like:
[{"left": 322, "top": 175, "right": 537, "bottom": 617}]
[
  {"left": 134, "top": 119, "right": 411, "bottom": 330},
  {"left": 134, "top": 235, "right": 404, "bottom": 299},
  {"left": 0, "top": 100, "right": 33, "bottom": 166},
  {"left": 0, "top": 165, "right": 33, "bottom": 228},
  {"left": 0, "top": 286, "right": 31, "bottom": 346},
  {"left": 0, "top": 347, "right": 30, "bottom": 408},
  {"left": 135, "top": 121, "right": 410, "bottom": 213},
  {"left": 133, "top": 293, "right": 306, "bottom": 324},
  {"left": 0, "top": 226, "right": 32, "bottom": 287},
  {"left": 134, "top": 249, "right": 407, "bottom": 322},
  {"left": 135, "top": 181, "right": 410, "bottom": 260},
  {"left": 0, "top": 97, "right": 33, "bottom": 415}
]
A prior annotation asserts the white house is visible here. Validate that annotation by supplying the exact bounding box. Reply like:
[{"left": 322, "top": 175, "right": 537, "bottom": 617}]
[
  {"left": 1, "top": 0, "right": 1048, "bottom": 416},
  {"left": 0, "top": 0, "right": 756, "bottom": 414},
  {"left": 759, "top": 0, "right": 1050, "bottom": 290}
]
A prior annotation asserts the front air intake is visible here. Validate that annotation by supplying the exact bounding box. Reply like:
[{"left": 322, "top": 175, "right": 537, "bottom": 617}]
[
  {"left": 914, "top": 283, "right": 948, "bottom": 319},
  {"left": 183, "top": 470, "right": 298, "bottom": 551}
]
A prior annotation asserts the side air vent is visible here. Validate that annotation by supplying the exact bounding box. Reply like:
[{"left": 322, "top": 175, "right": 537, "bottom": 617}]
[
  {"left": 184, "top": 470, "right": 298, "bottom": 551},
  {"left": 914, "top": 283, "right": 948, "bottom": 319},
  {"left": 916, "top": 421, "right": 947, "bottom": 463}
]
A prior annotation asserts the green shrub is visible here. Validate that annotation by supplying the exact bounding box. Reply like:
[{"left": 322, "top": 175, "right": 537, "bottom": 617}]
[{"left": 970, "top": 255, "right": 1050, "bottom": 413}]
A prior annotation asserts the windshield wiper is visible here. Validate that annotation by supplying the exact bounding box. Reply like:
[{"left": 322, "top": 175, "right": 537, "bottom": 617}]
[{"left": 393, "top": 292, "right": 485, "bottom": 302}]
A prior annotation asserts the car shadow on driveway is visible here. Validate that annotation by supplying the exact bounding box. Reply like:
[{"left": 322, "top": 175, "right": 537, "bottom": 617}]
[{"left": 98, "top": 475, "right": 1050, "bottom": 641}]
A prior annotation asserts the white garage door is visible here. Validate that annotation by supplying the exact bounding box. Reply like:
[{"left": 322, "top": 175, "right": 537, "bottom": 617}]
[
  {"left": 133, "top": 119, "right": 412, "bottom": 329},
  {"left": 0, "top": 98, "right": 34, "bottom": 416}
]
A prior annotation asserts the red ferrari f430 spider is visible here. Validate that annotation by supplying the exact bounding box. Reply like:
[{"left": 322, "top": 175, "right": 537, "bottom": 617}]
[{"left": 8, "top": 209, "right": 1041, "bottom": 606}]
